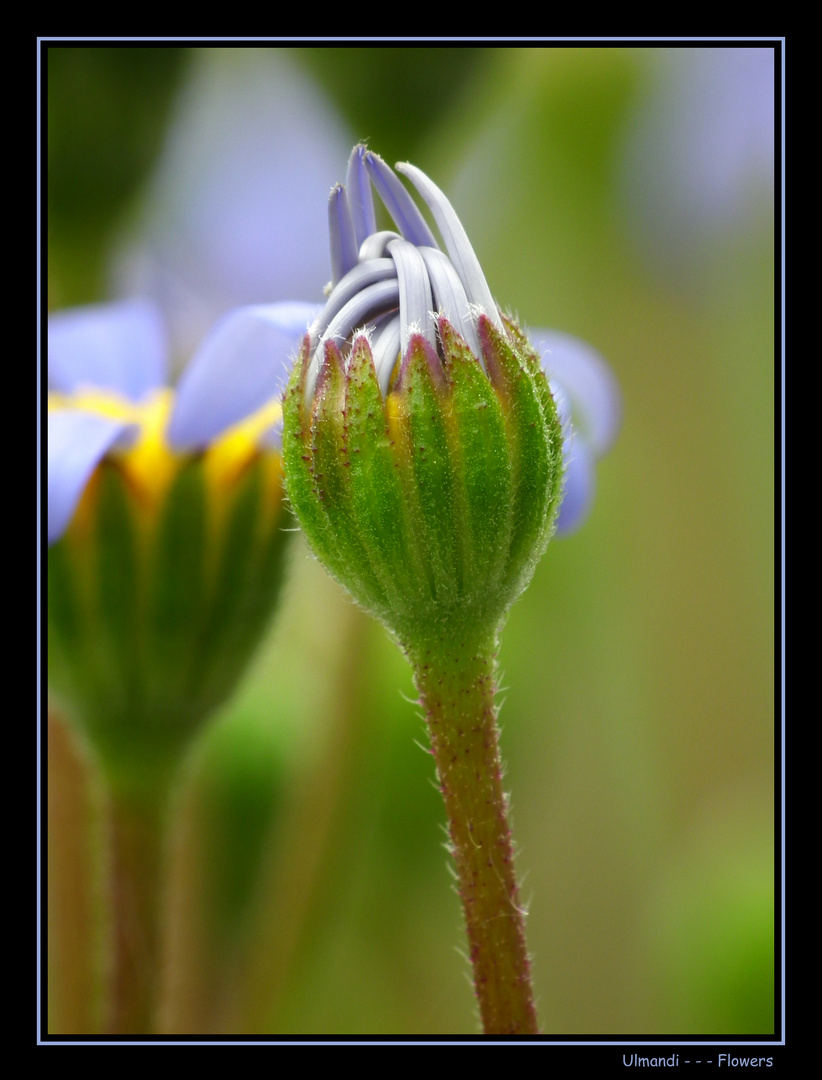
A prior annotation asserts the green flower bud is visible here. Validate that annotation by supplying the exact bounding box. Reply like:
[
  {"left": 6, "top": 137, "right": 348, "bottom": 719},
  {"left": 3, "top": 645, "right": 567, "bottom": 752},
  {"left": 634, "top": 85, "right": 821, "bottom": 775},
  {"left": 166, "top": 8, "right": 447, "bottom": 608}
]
[{"left": 283, "top": 149, "right": 564, "bottom": 649}]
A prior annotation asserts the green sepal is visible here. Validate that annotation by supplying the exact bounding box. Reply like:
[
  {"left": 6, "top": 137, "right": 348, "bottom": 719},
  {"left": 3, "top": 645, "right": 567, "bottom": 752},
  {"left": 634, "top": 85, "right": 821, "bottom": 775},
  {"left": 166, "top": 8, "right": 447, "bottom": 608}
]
[
  {"left": 344, "top": 335, "right": 424, "bottom": 621},
  {"left": 396, "top": 334, "right": 462, "bottom": 615},
  {"left": 480, "top": 315, "right": 564, "bottom": 606},
  {"left": 48, "top": 460, "right": 207, "bottom": 793},
  {"left": 49, "top": 463, "right": 142, "bottom": 742},
  {"left": 311, "top": 341, "right": 389, "bottom": 616},
  {"left": 143, "top": 457, "right": 209, "bottom": 728},
  {"left": 282, "top": 341, "right": 351, "bottom": 582},
  {"left": 439, "top": 318, "right": 513, "bottom": 611},
  {"left": 48, "top": 501, "right": 100, "bottom": 729},
  {"left": 187, "top": 457, "right": 290, "bottom": 716},
  {"left": 48, "top": 452, "right": 291, "bottom": 797}
]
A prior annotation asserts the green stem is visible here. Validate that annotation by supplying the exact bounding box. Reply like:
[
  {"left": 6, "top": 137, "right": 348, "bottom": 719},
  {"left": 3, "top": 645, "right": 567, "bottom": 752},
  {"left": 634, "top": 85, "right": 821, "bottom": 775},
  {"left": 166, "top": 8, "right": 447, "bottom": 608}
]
[
  {"left": 103, "top": 776, "right": 173, "bottom": 1035},
  {"left": 410, "top": 634, "right": 539, "bottom": 1035}
]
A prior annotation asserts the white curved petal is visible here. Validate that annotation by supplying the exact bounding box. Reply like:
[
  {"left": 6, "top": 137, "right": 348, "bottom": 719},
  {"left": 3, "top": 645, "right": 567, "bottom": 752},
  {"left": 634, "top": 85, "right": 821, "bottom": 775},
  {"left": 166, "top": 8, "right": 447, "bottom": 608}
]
[
  {"left": 372, "top": 316, "right": 402, "bottom": 395},
  {"left": 418, "top": 246, "right": 480, "bottom": 358},
  {"left": 48, "top": 409, "right": 137, "bottom": 545},
  {"left": 168, "top": 303, "right": 314, "bottom": 449},
  {"left": 554, "top": 429, "right": 596, "bottom": 536},
  {"left": 312, "top": 259, "right": 395, "bottom": 343},
  {"left": 396, "top": 161, "right": 501, "bottom": 329},
  {"left": 48, "top": 299, "right": 167, "bottom": 401},
  {"left": 531, "top": 329, "right": 622, "bottom": 458},
  {"left": 388, "top": 239, "right": 435, "bottom": 356},
  {"left": 358, "top": 230, "right": 402, "bottom": 261}
]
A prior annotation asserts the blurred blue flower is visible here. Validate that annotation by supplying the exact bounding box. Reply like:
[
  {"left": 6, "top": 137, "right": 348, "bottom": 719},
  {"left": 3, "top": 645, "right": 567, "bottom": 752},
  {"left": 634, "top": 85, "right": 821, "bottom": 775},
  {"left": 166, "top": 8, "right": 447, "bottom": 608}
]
[
  {"left": 47, "top": 296, "right": 318, "bottom": 545},
  {"left": 48, "top": 295, "right": 320, "bottom": 795},
  {"left": 111, "top": 48, "right": 352, "bottom": 367},
  {"left": 622, "top": 46, "right": 775, "bottom": 268}
]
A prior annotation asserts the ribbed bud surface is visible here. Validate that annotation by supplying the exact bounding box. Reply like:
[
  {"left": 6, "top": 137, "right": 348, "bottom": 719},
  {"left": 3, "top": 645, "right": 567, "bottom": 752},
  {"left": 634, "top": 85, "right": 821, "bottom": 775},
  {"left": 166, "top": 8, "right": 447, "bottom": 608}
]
[{"left": 283, "top": 312, "right": 564, "bottom": 648}]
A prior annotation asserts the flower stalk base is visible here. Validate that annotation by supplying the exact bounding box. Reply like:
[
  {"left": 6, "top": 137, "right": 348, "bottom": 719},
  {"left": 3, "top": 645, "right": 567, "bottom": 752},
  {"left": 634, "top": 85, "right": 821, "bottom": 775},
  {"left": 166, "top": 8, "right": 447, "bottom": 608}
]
[{"left": 409, "top": 636, "right": 539, "bottom": 1035}]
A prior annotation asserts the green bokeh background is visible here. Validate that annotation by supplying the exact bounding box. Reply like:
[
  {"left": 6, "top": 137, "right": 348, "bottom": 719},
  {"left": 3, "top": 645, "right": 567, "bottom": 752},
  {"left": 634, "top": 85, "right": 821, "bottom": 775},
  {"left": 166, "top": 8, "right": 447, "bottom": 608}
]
[{"left": 46, "top": 45, "right": 777, "bottom": 1036}]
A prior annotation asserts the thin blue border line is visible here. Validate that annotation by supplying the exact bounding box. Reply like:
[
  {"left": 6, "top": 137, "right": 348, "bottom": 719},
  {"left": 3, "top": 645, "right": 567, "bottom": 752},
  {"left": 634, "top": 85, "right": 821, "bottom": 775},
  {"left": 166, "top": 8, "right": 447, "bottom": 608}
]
[{"left": 36, "top": 37, "right": 43, "bottom": 1046}]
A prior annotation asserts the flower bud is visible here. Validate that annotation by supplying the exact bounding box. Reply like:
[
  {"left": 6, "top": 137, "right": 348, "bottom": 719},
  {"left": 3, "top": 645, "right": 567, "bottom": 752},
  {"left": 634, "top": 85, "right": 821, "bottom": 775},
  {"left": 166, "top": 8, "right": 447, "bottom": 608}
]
[{"left": 283, "top": 148, "right": 565, "bottom": 647}]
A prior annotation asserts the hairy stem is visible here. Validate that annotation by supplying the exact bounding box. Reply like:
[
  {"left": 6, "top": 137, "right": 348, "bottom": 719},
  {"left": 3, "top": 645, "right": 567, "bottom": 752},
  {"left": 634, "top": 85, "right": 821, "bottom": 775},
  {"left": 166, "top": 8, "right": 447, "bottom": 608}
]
[{"left": 409, "top": 634, "right": 539, "bottom": 1035}]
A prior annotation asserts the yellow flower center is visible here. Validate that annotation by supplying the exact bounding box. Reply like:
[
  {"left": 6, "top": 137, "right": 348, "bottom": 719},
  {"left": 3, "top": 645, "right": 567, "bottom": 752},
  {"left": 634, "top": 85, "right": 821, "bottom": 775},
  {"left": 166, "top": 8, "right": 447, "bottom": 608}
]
[{"left": 49, "top": 385, "right": 284, "bottom": 535}]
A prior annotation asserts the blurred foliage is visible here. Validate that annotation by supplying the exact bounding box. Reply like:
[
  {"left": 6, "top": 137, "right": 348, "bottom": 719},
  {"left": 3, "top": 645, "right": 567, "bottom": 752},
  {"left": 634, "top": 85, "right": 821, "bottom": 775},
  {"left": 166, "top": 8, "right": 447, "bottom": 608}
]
[
  {"left": 47, "top": 47, "right": 191, "bottom": 305},
  {"left": 646, "top": 800, "right": 774, "bottom": 1034},
  {"left": 46, "top": 44, "right": 777, "bottom": 1037},
  {"left": 294, "top": 47, "right": 488, "bottom": 164}
]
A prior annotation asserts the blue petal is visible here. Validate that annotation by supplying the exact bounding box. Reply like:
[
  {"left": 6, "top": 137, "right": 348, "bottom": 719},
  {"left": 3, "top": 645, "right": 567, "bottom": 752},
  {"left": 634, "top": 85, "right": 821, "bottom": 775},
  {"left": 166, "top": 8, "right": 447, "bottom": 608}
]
[
  {"left": 554, "top": 428, "right": 596, "bottom": 535},
  {"left": 168, "top": 302, "right": 319, "bottom": 449},
  {"left": 251, "top": 301, "right": 323, "bottom": 339},
  {"left": 48, "top": 410, "right": 137, "bottom": 545},
  {"left": 328, "top": 184, "right": 359, "bottom": 286},
  {"left": 48, "top": 299, "right": 167, "bottom": 402},
  {"left": 531, "top": 329, "right": 622, "bottom": 459},
  {"left": 364, "top": 152, "right": 438, "bottom": 249}
]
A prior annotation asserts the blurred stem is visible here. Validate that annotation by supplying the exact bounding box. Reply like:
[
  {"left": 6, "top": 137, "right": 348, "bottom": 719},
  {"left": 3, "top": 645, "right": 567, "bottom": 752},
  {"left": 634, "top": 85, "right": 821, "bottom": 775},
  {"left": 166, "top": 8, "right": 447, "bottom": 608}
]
[
  {"left": 47, "top": 706, "right": 103, "bottom": 1034},
  {"left": 409, "top": 634, "right": 540, "bottom": 1035},
  {"left": 103, "top": 770, "right": 176, "bottom": 1035},
  {"left": 221, "top": 603, "right": 371, "bottom": 1034}
]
